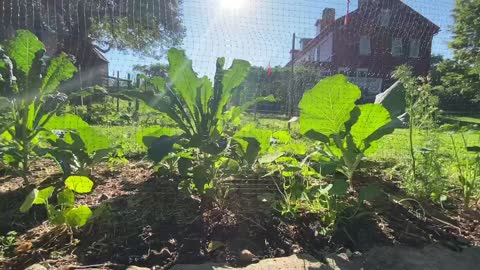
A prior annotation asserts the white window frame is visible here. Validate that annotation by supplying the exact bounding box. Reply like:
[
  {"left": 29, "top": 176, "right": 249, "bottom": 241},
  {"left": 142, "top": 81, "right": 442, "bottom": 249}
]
[
  {"left": 380, "top": 9, "right": 392, "bottom": 27},
  {"left": 409, "top": 39, "right": 420, "bottom": 58},
  {"left": 359, "top": 36, "right": 371, "bottom": 56},
  {"left": 356, "top": 68, "right": 369, "bottom": 78},
  {"left": 392, "top": 38, "right": 403, "bottom": 57}
]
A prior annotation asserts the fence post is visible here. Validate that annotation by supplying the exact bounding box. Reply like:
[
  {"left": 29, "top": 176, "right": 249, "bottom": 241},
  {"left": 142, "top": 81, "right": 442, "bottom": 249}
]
[
  {"left": 127, "top": 73, "right": 132, "bottom": 109},
  {"left": 116, "top": 71, "right": 120, "bottom": 113},
  {"left": 135, "top": 74, "right": 140, "bottom": 122},
  {"left": 288, "top": 33, "right": 296, "bottom": 131}
]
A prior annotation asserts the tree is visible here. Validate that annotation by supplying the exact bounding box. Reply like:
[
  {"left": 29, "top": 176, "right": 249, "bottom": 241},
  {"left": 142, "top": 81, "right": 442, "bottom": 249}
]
[
  {"left": 431, "top": 0, "right": 480, "bottom": 111},
  {"left": 133, "top": 63, "right": 169, "bottom": 78},
  {"left": 450, "top": 0, "right": 480, "bottom": 74},
  {"left": 0, "top": 0, "right": 185, "bottom": 58}
]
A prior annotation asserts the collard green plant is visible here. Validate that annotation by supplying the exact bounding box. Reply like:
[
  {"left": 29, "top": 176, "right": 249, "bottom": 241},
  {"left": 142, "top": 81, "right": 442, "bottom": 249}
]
[
  {"left": 19, "top": 175, "right": 94, "bottom": 228},
  {"left": 45, "top": 130, "right": 116, "bottom": 177},
  {"left": 0, "top": 30, "right": 77, "bottom": 184},
  {"left": 299, "top": 75, "right": 395, "bottom": 188},
  {"left": 126, "top": 48, "right": 274, "bottom": 162}
]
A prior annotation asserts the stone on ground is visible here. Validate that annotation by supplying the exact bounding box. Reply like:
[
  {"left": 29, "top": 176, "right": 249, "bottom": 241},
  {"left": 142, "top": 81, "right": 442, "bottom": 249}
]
[{"left": 170, "top": 244, "right": 480, "bottom": 270}]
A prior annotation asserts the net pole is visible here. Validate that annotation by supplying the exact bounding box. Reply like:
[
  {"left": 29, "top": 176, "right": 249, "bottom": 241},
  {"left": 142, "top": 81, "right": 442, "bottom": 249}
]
[{"left": 288, "top": 33, "right": 295, "bottom": 131}]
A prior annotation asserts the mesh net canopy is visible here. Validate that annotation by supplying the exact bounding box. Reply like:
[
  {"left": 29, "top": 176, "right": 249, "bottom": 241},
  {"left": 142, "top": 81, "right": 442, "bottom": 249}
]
[{"left": 0, "top": 0, "right": 453, "bottom": 108}]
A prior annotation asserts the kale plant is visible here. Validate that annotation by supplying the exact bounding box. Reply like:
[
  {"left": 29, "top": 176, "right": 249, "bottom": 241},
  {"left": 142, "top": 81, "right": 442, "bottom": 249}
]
[{"left": 0, "top": 30, "right": 77, "bottom": 184}]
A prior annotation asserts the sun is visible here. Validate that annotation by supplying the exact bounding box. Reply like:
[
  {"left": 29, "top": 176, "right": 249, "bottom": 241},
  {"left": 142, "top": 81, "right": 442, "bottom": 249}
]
[{"left": 220, "top": 0, "right": 246, "bottom": 10}]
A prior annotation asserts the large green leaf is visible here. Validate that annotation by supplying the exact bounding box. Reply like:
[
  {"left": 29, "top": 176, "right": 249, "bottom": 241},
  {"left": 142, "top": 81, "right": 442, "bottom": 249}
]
[
  {"left": 217, "top": 59, "right": 251, "bottom": 118},
  {"left": 258, "top": 152, "right": 285, "bottom": 164},
  {"left": 350, "top": 104, "right": 392, "bottom": 151},
  {"left": 33, "top": 186, "right": 55, "bottom": 204},
  {"left": 5, "top": 30, "right": 45, "bottom": 76},
  {"left": 43, "top": 113, "right": 89, "bottom": 130},
  {"left": 65, "top": 176, "right": 94, "bottom": 194},
  {"left": 192, "top": 165, "right": 209, "bottom": 193},
  {"left": 19, "top": 188, "right": 39, "bottom": 213},
  {"left": 299, "top": 75, "right": 361, "bottom": 137},
  {"left": 168, "top": 49, "right": 202, "bottom": 115},
  {"left": 234, "top": 124, "right": 272, "bottom": 155},
  {"left": 44, "top": 114, "right": 110, "bottom": 154},
  {"left": 199, "top": 76, "right": 213, "bottom": 114},
  {"left": 135, "top": 127, "right": 179, "bottom": 147},
  {"left": 40, "top": 53, "right": 77, "bottom": 94},
  {"left": 64, "top": 206, "right": 92, "bottom": 227},
  {"left": 143, "top": 135, "right": 180, "bottom": 163},
  {"left": 57, "top": 189, "right": 75, "bottom": 207}
]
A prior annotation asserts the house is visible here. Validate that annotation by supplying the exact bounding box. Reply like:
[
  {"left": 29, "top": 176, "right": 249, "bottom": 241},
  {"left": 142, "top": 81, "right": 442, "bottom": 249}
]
[
  {"left": 288, "top": 0, "right": 440, "bottom": 101},
  {"left": 39, "top": 29, "right": 110, "bottom": 89}
]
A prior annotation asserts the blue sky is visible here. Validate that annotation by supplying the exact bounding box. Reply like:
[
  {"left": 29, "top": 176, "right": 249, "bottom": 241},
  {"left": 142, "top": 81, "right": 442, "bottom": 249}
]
[{"left": 106, "top": 0, "right": 455, "bottom": 79}]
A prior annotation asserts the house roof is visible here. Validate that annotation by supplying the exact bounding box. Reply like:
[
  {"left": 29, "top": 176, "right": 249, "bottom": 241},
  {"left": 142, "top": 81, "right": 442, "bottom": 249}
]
[
  {"left": 288, "top": 0, "right": 440, "bottom": 66},
  {"left": 92, "top": 46, "right": 109, "bottom": 63}
]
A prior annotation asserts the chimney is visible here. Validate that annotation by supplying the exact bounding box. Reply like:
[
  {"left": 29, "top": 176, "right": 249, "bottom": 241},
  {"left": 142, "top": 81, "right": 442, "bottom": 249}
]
[{"left": 315, "top": 8, "right": 335, "bottom": 35}]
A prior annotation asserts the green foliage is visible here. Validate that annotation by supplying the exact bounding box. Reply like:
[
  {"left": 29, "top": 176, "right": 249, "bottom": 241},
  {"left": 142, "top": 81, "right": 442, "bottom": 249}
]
[
  {"left": 448, "top": 128, "right": 480, "bottom": 210},
  {"left": 0, "top": 30, "right": 77, "bottom": 184},
  {"left": 430, "top": 0, "right": 480, "bottom": 110},
  {"left": 45, "top": 129, "right": 116, "bottom": 177},
  {"left": 2, "top": 0, "right": 185, "bottom": 58},
  {"left": 263, "top": 150, "right": 380, "bottom": 236},
  {"left": 450, "top": 0, "right": 480, "bottom": 74},
  {"left": 299, "top": 75, "right": 395, "bottom": 188},
  {"left": 126, "top": 49, "right": 274, "bottom": 170},
  {"left": 0, "top": 231, "right": 17, "bottom": 258},
  {"left": 394, "top": 65, "right": 440, "bottom": 189},
  {"left": 19, "top": 176, "right": 93, "bottom": 228}
]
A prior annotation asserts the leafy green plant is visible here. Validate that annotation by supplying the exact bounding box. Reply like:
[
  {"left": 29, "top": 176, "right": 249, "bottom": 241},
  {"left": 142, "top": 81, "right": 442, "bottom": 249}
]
[
  {"left": 393, "top": 65, "right": 439, "bottom": 181},
  {"left": 298, "top": 75, "right": 395, "bottom": 188},
  {"left": 45, "top": 129, "right": 116, "bottom": 177},
  {"left": 402, "top": 137, "right": 449, "bottom": 202},
  {"left": 448, "top": 128, "right": 480, "bottom": 210},
  {"left": 19, "top": 176, "right": 94, "bottom": 228},
  {"left": 264, "top": 152, "right": 380, "bottom": 236},
  {"left": 125, "top": 49, "right": 274, "bottom": 202},
  {"left": 126, "top": 48, "right": 274, "bottom": 162},
  {"left": 0, "top": 231, "right": 17, "bottom": 258},
  {"left": 0, "top": 30, "right": 77, "bottom": 184}
]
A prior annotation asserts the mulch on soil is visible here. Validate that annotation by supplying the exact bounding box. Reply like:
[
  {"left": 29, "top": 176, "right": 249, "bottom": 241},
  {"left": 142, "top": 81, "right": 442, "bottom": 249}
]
[{"left": 0, "top": 161, "right": 479, "bottom": 269}]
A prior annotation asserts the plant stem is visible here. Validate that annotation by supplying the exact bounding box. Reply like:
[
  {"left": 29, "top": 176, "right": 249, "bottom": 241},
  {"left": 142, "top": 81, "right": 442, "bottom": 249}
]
[
  {"left": 21, "top": 104, "right": 30, "bottom": 186},
  {"left": 409, "top": 115, "right": 416, "bottom": 181}
]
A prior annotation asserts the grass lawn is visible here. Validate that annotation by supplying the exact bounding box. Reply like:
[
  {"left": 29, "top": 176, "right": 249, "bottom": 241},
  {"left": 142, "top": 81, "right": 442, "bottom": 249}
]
[
  {"left": 92, "top": 125, "right": 148, "bottom": 157},
  {"left": 93, "top": 115, "right": 480, "bottom": 164}
]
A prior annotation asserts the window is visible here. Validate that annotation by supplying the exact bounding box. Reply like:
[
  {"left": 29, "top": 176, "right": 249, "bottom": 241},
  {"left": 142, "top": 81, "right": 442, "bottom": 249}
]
[
  {"left": 409, "top": 39, "right": 420, "bottom": 58},
  {"left": 356, "top": 68, "right": 368, "bottom": 78},
  {"left": 392, "top": 38, "right": 403, "bottom": 57},
  {"left": 380, "top": 9, "right": 391, "bottom": 27},
  {"left": 338, "top": 67, "right": 349, "bottom": 75},
  {"left": 359, "top": 36, "right": 371, "bottom": 56}
]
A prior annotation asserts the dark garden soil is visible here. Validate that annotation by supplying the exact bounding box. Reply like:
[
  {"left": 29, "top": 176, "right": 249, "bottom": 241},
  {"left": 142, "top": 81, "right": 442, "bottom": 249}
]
[{"left": 0, "top": 161, "right": 479, "bottom": 270}]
